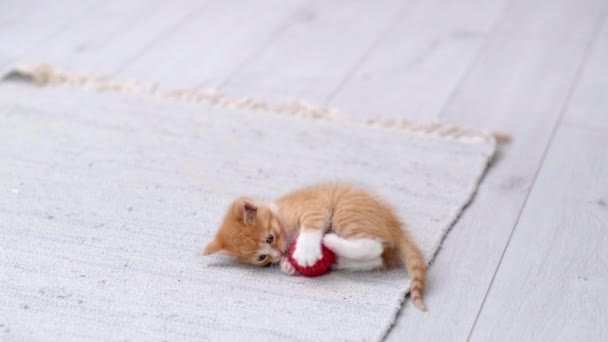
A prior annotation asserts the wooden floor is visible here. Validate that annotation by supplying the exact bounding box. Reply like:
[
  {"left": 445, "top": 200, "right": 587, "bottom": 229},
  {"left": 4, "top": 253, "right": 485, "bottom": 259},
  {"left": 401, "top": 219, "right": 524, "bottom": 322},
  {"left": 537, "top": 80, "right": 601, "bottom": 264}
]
[{"left": 1, "top": 0, "right": 606, "bottom": 340}]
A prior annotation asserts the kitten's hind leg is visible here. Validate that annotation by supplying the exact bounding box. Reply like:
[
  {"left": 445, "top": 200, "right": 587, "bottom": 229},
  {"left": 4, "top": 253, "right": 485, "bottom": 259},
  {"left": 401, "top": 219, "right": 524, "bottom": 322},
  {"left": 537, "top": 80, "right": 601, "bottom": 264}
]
[
  {"left": 323, "top": 233, "right": 384, "bottom": 261},
  {"left": 334, "top": 256, "right": 383, "bottom": 271}
]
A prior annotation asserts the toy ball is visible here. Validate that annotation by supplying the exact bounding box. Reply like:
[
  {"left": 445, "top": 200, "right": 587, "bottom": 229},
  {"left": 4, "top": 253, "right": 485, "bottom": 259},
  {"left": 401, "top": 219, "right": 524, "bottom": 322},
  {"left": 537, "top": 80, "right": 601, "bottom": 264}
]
[{"left": 288, "top": 239, "right": 336, "bottom": 277}]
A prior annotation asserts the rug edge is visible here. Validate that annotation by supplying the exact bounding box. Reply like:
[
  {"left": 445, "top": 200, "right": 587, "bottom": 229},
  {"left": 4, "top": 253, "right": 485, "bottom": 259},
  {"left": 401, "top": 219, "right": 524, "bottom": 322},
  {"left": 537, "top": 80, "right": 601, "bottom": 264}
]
[
  {"left": 3, "top": 63, "right": 510, "bottom": 145},
  {"left": 375, "top": 138, "right": 497, "bottom": 341}
]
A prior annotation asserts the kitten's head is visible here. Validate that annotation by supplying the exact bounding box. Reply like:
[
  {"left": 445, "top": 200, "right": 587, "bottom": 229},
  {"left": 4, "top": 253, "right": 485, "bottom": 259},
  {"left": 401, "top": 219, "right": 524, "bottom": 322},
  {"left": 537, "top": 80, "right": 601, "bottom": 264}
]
[{"left": 203, "top": 197, "right": 287, "bottom": 266}]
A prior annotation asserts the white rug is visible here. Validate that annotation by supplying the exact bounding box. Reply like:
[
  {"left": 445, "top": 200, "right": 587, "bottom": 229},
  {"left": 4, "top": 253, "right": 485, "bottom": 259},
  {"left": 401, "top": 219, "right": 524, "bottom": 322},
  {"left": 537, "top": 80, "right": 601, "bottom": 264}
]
[{"left": 0, "top": 71, "right": 496, "bottom": 341}]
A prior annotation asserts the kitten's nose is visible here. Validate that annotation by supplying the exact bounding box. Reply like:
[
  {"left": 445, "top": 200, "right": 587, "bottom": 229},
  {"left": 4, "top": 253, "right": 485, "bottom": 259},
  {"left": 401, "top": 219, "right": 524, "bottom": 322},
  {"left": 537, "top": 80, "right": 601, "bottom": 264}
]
[{"left": 271, "top": 250, "right": 281, "bottom": 258}]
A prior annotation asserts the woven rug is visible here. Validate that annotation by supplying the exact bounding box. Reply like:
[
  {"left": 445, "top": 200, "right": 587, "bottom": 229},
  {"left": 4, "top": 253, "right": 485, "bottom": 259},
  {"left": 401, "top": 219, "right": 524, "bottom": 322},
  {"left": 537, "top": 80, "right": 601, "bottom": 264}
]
[{"left": 0, "top": 66, "right": 496, "bottom": 341}]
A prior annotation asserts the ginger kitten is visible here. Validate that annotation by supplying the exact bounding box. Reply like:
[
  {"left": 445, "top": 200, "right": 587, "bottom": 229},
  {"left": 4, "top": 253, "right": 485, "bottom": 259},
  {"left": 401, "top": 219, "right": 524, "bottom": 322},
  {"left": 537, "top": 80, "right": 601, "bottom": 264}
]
[{"left": 203, "top": 183, "right": 427, "bottom": 311}]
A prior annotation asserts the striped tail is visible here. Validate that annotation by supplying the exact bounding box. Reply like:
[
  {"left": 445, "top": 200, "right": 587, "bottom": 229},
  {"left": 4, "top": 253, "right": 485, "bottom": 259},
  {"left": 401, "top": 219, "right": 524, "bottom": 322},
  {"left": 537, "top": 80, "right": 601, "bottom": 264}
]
[{"left": 398, "top": 234, "right": 427, "bottom": 311}]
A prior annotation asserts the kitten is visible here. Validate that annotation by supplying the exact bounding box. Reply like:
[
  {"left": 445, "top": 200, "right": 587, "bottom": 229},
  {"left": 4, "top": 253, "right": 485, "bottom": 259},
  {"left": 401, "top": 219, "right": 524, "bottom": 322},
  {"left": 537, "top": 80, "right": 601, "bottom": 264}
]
[{"left": 203, "top": 183, "right": 427, "bottom": 311}]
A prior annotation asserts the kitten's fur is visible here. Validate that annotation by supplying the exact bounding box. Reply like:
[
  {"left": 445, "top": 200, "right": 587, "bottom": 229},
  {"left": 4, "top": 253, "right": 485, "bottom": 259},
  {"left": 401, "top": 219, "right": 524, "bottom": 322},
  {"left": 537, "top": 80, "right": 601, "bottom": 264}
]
[{"left": 203, "top": 183, "right": 427, "bottom": 311}]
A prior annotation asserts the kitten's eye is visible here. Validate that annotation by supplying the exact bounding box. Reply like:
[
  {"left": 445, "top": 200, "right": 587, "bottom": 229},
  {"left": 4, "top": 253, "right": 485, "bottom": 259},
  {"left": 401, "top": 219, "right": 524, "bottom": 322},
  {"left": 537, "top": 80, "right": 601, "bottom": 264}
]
[
  {"left": 265, "top": 235, "right": 274, "bottom": 244},
  {"left": 258, "top": 255, "right": 267, "bottom": 262}
]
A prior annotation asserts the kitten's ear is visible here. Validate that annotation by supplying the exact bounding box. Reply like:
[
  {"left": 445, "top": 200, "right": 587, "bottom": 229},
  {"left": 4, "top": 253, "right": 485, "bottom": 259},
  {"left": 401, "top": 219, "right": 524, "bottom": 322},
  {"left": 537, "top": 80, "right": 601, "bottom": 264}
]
[
  {"left": 241, "top": 201, "right": 257, "bottom": 225},
  {"left": 203, "top": 239, "right": 223, "bottom": 255}
]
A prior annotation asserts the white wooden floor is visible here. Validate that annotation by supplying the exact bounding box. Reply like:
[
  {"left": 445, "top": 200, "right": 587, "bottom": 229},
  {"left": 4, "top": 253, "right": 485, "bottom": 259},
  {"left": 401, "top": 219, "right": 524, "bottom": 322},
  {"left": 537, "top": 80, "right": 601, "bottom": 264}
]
[{"left": 1, "top": 0, "right": 606, "bottom": 340}]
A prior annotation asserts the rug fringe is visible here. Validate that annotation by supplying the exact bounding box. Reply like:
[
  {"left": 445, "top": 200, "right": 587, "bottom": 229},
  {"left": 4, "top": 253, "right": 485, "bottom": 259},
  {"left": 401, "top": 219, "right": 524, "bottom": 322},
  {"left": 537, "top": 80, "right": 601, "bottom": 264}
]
[{"left": 3, "top": 63, "right": 510, "bottom": 144}]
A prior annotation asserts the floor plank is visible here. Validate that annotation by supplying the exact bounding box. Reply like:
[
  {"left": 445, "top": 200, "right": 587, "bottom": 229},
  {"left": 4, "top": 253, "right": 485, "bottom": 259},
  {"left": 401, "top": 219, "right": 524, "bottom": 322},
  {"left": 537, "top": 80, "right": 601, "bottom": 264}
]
[
  {"left": 0, "top": 0, "right": 99, "bottom": 72},
  {"left": 469, "top": 125, "right": 608, "bottom": 341},
  {"left": 221, "top": 0, "right": 413, "bottom": 102},
  {"left": 329, "top": 0, "right": 510, "bottom": 120},
  {"left": 386, "top": 0, "right": 607, "bottom": 340},
  {"left": 115, "top": 0, "right": 307, "bottom": 88},
  {"left": 493, "top": 0, "right": 604, "bottom": 42},
  {"left": 563, "top": 18, "right": 608, "bottom": 129},
  {"left": 469, "top": 10, "right": 608, "bottom": 339},
  {"left": 13, "top": 0, "right": 207, "bottom": 76}
]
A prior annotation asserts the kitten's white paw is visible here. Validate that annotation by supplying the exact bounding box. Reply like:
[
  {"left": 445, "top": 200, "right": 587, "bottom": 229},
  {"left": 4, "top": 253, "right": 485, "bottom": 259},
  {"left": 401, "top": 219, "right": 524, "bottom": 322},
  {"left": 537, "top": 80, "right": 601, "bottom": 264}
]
[
  {"left": 293, "top": 231, "right": 323, "bottom": 266},
  {"left": 280, "top": 257, "right": 297, "bottom": 275},
  {"left": 293, "top": 244, "right": 322, "bottom": 267}
]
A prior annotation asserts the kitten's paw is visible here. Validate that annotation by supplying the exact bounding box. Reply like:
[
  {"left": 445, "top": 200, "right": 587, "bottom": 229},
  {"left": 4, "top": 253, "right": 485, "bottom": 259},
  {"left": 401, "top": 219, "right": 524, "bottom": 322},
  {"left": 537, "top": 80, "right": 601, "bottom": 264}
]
[
  {"left": 280, "top": 257, "right": 297, "bottom": 275},
  {"left": 293, "top": 237, "right": 323, "bottom": 267}
]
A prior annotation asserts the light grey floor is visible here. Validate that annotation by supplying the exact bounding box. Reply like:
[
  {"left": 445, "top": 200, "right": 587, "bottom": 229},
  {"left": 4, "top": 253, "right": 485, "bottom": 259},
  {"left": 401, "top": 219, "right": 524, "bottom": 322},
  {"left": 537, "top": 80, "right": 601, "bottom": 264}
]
[{"left": 1, "top": 0, "right": 606, "bottom": 341}]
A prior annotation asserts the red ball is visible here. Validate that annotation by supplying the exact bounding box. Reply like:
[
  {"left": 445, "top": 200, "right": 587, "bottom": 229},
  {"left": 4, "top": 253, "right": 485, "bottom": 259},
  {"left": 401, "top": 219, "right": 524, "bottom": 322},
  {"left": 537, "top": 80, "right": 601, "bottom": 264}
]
[{"left": 288, "top": 239, "right": 336, "bottom": 277}]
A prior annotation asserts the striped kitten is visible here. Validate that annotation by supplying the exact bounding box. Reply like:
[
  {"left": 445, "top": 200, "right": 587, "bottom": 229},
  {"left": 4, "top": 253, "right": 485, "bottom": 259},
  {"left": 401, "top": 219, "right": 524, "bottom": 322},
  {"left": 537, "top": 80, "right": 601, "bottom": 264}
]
[{"left": 203, "top": 183, "right": 427, "bottom": 311}]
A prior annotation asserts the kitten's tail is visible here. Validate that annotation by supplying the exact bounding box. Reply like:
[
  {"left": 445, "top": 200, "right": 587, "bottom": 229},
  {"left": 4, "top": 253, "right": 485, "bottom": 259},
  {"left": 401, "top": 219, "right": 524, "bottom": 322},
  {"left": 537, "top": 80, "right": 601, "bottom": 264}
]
[{"left": 397, "top": 233, "right": 427, "bottom": 311}]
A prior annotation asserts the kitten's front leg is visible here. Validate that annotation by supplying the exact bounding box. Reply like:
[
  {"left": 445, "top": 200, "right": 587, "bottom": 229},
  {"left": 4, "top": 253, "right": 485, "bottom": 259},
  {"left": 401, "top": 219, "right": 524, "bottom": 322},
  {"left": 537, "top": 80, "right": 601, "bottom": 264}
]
[
  {"left": 292, "top": 229, "right": 324, "bottom": 266},
  {"left": 280, "top": 257, "right": 297, "bottom": 275},
  {"left": 292, "top": 211, "right": 329, "bottom": 267}
]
